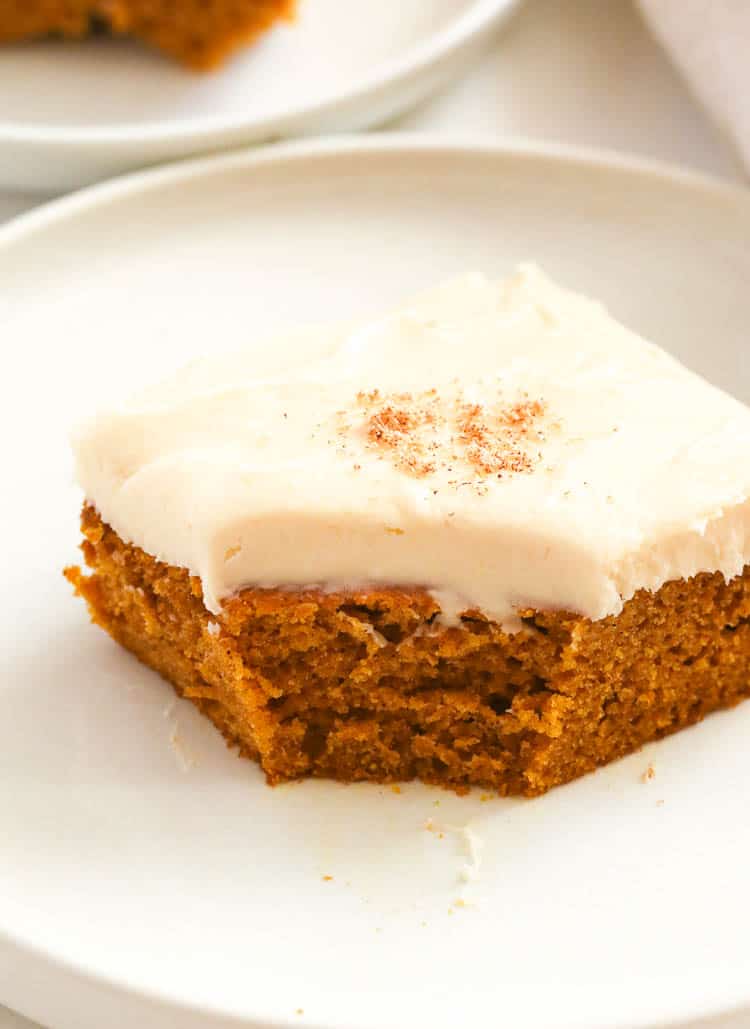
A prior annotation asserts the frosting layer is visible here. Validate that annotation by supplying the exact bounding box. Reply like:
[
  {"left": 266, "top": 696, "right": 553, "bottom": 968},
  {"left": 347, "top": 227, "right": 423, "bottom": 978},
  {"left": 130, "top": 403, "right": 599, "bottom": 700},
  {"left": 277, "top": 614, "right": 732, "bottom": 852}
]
[{"left": 73, "top": 266, "right": 750, "bottom": 623}]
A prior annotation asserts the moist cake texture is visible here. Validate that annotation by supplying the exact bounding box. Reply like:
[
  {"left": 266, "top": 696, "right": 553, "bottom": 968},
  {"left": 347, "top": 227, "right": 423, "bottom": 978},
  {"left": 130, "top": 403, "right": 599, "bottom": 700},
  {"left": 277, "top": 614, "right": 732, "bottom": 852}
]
[
  {"left": 66, "top": 266, "right": 750, "bottom": 795},
  {"left": 0, "top": 0, "right": 294, "bottom": 69},
  {"left": 67, "top": 507, "right": 750, "bottom": 795}
]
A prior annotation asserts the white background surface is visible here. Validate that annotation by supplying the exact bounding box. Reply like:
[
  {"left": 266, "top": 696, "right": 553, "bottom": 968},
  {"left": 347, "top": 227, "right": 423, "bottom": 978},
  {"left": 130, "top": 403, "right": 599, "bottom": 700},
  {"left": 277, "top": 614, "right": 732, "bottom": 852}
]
[{"left": 0, "top": 1, "right": 746, "bottom": 1027}]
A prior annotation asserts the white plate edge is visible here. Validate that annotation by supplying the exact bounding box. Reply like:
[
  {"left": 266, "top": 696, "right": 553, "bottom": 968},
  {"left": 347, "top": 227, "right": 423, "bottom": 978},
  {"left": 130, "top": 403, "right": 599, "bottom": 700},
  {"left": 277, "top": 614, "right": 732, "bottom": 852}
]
[{"left": 1, "top": 133, "right": 749, "bottom": 253}]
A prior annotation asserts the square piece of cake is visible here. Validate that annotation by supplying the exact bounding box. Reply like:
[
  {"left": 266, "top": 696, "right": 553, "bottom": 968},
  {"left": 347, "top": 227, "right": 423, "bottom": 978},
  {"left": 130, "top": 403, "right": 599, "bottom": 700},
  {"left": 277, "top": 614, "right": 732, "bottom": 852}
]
[
  {"left": 0, "top": 0, "right": 294, "bottom": 69},
  {"left": 66, "top": 266, "right": 750, "bottom": 795}
]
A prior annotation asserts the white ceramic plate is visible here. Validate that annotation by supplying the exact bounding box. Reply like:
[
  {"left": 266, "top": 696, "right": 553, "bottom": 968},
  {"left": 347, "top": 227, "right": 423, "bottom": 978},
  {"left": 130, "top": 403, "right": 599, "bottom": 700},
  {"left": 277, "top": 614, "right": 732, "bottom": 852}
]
[
  {"left": 0, "top": 0, "right": 518, "bottom": 192},
  {"left": 2, "top": 138, "right": 750, "bottom": 1029}
]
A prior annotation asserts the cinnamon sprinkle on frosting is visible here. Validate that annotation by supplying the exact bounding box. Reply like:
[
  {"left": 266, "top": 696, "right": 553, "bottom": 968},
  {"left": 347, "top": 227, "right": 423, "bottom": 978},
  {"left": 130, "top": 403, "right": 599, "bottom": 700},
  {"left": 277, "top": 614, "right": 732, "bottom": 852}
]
[{"left": 344, "top": 386, "right": 549, "bottom": 489}]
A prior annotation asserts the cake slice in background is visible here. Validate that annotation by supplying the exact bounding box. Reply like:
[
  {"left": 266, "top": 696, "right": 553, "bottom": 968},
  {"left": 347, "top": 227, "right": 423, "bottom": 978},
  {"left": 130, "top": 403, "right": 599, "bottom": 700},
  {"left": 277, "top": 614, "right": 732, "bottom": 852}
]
[{"left": 0, "top": 0, "right": 295, "bottom": 69}]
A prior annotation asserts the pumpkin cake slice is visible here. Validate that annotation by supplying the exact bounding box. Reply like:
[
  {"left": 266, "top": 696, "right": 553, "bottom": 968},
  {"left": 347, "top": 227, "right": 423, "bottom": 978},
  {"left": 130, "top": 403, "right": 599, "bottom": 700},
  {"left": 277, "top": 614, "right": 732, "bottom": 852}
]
[
  {"left": 0, "top": 0, "right": 294, "bottom": 69},
  {"left": 66, "top": 266, "right": 750, "bottom": 795}
]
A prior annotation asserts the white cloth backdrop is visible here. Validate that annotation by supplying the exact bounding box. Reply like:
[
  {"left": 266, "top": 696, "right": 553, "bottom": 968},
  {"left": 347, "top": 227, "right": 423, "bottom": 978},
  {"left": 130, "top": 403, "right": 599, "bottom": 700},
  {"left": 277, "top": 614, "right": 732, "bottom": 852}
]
[
  {"left": 0, "top": 1, "right": 745, "bottom": 1026},
  {"left": 638, "top": 0, "right": 750, "bottom": 172}
]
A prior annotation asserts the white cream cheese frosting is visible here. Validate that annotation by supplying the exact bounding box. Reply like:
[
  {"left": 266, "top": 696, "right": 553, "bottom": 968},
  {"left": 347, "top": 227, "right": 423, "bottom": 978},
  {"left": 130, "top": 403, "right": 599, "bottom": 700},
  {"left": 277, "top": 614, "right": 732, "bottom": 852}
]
[{"left": 73, "top": 265, "right": 750, "bottom": 624}]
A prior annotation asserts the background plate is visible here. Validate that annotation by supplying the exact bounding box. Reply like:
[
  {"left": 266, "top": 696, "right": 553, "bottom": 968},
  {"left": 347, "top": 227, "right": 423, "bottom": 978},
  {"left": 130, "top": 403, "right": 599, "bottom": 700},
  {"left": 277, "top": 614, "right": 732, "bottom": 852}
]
[
  {"left": 1, "top": 139, "right": 750, "bottom": 1029},
  {"left": 0, "top": 0, "right": 517, "bottom": 191}
]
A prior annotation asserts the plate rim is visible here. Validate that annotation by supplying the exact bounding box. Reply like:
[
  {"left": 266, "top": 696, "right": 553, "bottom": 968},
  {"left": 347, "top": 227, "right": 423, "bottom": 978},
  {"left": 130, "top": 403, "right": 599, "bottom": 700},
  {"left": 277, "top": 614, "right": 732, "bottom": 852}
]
[
  {"left": 0, "top": 0, "right": 518, "bottom": 145},
  {"left": 1, "top": 133, "right": 749, "bottom": 252},
  {"left": 3, "top": 135, "right": 750, "bottom": 1029},
  {"left": 3, "top": 926, "right": 750, "bottom": 1029}
]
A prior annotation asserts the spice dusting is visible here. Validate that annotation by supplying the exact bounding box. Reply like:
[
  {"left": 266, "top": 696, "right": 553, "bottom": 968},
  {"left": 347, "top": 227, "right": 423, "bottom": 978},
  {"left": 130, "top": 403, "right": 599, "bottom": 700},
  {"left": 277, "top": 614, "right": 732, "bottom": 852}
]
[{"left": 341, "top": 386, "right": 548, "bottom": 490}]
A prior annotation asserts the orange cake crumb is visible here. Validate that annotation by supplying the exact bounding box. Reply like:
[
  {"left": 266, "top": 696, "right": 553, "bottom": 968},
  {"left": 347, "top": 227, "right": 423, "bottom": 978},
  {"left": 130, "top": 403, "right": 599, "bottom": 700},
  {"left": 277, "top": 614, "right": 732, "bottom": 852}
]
[{"left": 66, "top": 505, "right": 750, "bottom": 796}]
